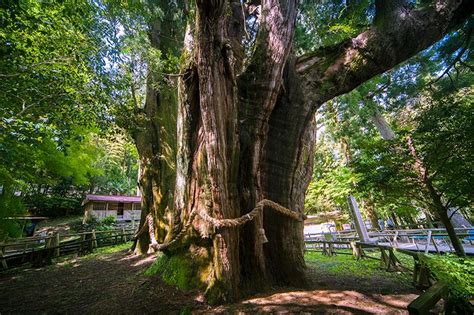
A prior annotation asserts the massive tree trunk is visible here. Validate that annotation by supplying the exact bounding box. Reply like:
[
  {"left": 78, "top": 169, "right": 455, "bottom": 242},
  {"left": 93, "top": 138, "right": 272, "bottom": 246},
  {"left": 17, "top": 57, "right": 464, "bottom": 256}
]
[{"left": 141, "top": 0, "right": 472, "bottom": 302}]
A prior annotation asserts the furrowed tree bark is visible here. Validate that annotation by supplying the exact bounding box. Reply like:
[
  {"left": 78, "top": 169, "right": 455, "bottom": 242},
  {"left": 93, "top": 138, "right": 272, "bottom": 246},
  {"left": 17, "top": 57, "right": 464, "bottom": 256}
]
[
  {"left": 194, "top": 0, "right": 242, "bottom": 300},
  {"left": 144, "top": 0, "right": 472, "bottom": 303},
  {"left": 238, "top": 0, "right": 301, "bottom": 290},
  {"left": 132, "top": 11, "right": 179, "bottom": 255},
  {"left": 132, "top": 81, "right": 177, "bottom": 254},
  {"left": 257, "top": 56, "right": 316, "bottom": 287}
]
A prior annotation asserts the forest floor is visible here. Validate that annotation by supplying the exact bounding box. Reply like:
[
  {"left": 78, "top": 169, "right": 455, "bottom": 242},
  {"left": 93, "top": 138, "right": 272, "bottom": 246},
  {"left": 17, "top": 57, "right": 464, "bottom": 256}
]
[{"left": 0, "top": 244, "right": 422, "bottom": 314}]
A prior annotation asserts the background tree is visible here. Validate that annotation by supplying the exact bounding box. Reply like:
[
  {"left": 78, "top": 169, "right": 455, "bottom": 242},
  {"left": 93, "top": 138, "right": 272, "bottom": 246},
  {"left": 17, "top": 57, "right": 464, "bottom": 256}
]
[
  {"left": 0, "top": 0, "right": 139, "bottom": 233},
  {"left": 304, "top": 20, "right": 473, "bottom": 255}
]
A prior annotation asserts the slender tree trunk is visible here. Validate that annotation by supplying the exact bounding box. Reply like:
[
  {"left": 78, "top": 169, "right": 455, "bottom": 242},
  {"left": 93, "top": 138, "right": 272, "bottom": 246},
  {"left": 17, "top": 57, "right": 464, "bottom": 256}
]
[
  {"left": 365, "top": 198, "right": 380, "bottom": 230},
  {"left": 407, "top": 136, "right": 465, "bottom": 256}
]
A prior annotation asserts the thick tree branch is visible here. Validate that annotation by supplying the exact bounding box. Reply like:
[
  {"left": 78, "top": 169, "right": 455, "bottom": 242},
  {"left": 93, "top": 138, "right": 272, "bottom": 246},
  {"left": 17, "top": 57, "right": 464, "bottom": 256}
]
[{"left": 297, "top": 0, "right": 473, "bottom": 107}]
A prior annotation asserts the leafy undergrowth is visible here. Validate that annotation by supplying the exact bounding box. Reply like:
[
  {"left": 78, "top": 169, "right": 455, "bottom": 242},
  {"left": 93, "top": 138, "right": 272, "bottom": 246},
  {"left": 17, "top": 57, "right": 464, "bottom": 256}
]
[{"left": 422, "top": 254, "right": 474, "bottom": 303}]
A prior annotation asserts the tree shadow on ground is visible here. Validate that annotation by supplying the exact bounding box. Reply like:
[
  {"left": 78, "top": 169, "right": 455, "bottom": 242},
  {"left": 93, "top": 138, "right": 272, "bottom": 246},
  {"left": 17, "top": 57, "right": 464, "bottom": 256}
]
[{"left": 0, "top": 249, "right": 419, "bottom": 314}]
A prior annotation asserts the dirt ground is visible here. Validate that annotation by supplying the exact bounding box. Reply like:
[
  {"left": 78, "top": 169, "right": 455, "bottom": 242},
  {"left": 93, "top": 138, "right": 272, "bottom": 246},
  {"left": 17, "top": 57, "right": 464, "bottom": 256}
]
[{"left": 0, "top": 248, "right": 420, "bottom": 314}]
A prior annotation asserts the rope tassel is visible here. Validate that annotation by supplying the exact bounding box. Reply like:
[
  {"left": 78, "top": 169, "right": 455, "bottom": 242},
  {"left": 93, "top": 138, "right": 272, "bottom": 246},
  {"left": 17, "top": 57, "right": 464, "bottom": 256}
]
[{"left": 259, "top": 228, "right": 268, "bottom": 244}]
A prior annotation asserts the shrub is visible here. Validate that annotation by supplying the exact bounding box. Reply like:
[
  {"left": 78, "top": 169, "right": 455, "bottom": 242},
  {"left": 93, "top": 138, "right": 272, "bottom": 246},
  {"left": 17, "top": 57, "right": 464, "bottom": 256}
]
[
  {"left": 80, "top": 215, "right": 117, "bottom": 232},
  {"left": 421, "top": 254, "right": 474, "bottom": 305},
  {"left": 101, "top": 215, "right": 116, "bottom": 226}
]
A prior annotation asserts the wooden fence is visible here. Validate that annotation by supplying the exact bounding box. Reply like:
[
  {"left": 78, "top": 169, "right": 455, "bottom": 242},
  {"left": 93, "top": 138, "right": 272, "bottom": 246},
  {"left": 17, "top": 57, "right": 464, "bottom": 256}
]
[
  {"left": 0, "top": 228, "right": 135, "bottom": 270},
  {"left": 304, "top": 238, "right": 455, "bottom": 314},
  {"left": 305, "top": 227, "right": 474, "bottom": 255}
]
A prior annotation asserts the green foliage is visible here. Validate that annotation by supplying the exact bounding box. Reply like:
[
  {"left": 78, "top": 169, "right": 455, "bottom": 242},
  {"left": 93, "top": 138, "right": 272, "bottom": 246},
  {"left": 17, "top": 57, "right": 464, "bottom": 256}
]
[
  {"left": 25, "top": 194, "right": 82, "bottom": 217},
  {"left": 413, "top": 87, "right": 474, "bottom": 209},
  {"left": 305, "top": 26, "right": 473, "bottom": 226},
  {"left": 145, "top": 253, "right": 195, "bottom": 290},
  {"left": 0, "top": 184, "right": 25, "bottom": 238},
  {"left": 83, "top": 215, "right": 117, "bottom": 231},
  {"left": 295, "top": 0, "right": 373, "bottom": 53},
  {"left": 305, "top": 164, "right": 357, "bottom": 213},
  {"left": 0, "top": 0, "right": 118, "bottom": 218},
  {"left": 88, "top": 132, "right": 139, "bottom": 195},
  {"left": 0, "top": 0, "right": 113, "bottom": 133},
  {"left": 101, "top": 215, "right": 117, "bottom": 226},
  {"left": 421, "top": 254, "right": 474, "bottom": 302},
  {"left": 0, "top": 0, "right": 181, "bottom": 222}
]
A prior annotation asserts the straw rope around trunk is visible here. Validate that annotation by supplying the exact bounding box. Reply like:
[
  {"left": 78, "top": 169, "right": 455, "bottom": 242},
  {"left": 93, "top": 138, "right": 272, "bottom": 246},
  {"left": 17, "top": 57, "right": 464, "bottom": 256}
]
[{"left": 139, "top": 199, "right": 306, "bottom": 251}]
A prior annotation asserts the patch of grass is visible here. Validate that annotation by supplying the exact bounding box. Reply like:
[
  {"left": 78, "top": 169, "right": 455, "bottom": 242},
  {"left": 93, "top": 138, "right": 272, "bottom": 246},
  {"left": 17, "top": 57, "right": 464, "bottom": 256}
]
[
  {"left": 145, "top": 252, "right": 195, "bottom": 290},
  {"left": 305, "top": 251, "right": 412, "bottom": 286},
  {"left": 82, "top": 242, "right": 132, "bottom": 259}
]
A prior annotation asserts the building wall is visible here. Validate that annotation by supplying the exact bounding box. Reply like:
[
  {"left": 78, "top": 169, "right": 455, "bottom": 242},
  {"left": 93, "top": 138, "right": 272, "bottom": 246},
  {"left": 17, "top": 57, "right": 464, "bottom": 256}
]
[
  {"left": 92, "top": 210, "right": 141, "bottom": 221},
  {"left": 83, "top": 201, "right": 142, "bottom": 222}
]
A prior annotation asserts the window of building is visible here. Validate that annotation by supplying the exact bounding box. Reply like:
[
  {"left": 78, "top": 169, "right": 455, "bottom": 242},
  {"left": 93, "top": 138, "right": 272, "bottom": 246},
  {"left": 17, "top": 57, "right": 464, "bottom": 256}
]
[{"left": 93, "top": 202, "right": 106, "bottom": 210}]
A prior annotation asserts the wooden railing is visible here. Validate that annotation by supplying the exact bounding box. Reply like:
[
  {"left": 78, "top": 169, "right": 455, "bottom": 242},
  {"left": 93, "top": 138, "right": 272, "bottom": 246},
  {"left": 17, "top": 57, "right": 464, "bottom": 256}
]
[
  {"left": 407, "top": 281, "right": 448, "bottom": 315},
  {"left": 304, "top": 238, "right": 456, "bottom": 314},
  {"left": 0, "top": 228, "right": 136, "bottom": 270},
  {"left": 305, "top": 227, "right": 474, "bottom": 255}
]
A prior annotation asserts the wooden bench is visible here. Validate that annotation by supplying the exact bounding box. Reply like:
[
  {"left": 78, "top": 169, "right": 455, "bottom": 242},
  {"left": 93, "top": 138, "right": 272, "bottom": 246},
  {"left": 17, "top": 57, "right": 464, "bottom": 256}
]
[{"left": 407, "top": 281, "right": 447, "bottom": 315}]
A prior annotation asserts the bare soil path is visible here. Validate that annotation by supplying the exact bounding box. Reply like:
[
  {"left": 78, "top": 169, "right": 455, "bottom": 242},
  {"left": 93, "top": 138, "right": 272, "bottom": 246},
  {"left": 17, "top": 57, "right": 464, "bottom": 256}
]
[{"left": 0, "top": 246, "right": 419, "bottom": 314}]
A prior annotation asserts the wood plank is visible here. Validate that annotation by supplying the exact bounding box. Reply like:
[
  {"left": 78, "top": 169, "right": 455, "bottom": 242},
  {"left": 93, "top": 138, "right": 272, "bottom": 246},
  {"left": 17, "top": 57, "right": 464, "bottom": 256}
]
[{"left": 408, "top": 282, "right": 447, "bottom": 315}]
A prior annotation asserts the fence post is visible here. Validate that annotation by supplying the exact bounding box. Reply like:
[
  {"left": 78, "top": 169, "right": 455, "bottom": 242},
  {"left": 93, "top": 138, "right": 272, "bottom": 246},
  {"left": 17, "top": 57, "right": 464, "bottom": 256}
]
[
  {"left": 54, "top": 233, "right": 60, "bottom": 258},
  {"left": 21, "top": 242, "right": 28, "bottom": 263},
  {"left": 392, "top": 231, "right": 399, "bottom": 247},
  {"left": 122, "top": 227, "right": 126, "bottom": 242},
  {"left": 425, "top": 230, "right": 432, "bottom": 254},
  {"left": 351, "top": 241, "right": 362, "bottom": 259},
  {"left": 92, "top": 229, "right": 97, "bottom": 249},
  {"left": 40, "top": 236, "right": 54, "bottom": 266},
  {"left": 80, "top": 234, "right": 86, "bottom": 254},
  {"left": 329, "top": 242, "right": 336, "bottom": 256},
  {"left": 0, "top": 246, "right": 7, "bottom": 269},
  {"left": 322, "top": 242, "right": 328, "bottom": 255},
  {"left": 380, "top": 247, "right": 389, "bottom": 269},
  {"left": 87, "top": 232, "right": 94, "bottom": 252},
  {"left": 413, "top": 259, "right": 431, "bottom": 289},
  {"left": 431, "top": 235, "right": 440, "bottom": 255},
  {"left": 388, "top": 248, "right": 402, "bottom": 271}
]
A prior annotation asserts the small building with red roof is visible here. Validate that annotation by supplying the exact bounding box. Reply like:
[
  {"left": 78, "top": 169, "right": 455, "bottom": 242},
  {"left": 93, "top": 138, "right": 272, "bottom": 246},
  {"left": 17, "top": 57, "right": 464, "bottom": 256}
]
[{"left": 82, "top": 194, "right": 141, "bottom": 223}]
